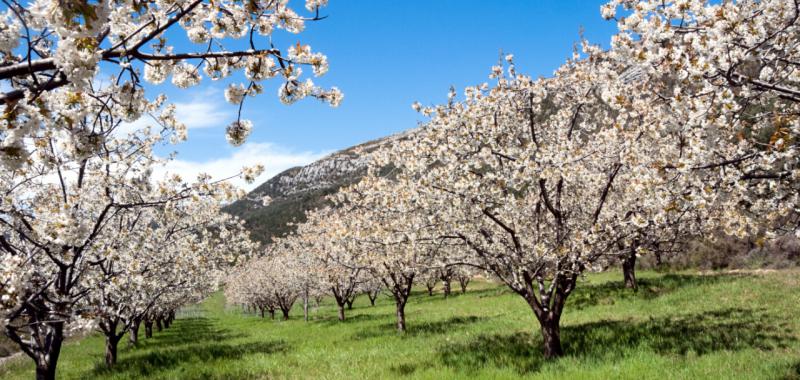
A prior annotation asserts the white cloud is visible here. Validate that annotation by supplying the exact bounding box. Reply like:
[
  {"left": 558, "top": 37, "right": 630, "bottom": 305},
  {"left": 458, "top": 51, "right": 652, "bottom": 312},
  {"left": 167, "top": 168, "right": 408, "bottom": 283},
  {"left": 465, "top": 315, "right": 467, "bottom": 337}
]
[
  {"left": 116, "top": 87, "right": 230, "bottom": 136},
  {"left": 172, "top": 98, "right": 229, "bottom": 129},
  {"left": 153, "top": 142, "right": 328, "bottom": 191}
]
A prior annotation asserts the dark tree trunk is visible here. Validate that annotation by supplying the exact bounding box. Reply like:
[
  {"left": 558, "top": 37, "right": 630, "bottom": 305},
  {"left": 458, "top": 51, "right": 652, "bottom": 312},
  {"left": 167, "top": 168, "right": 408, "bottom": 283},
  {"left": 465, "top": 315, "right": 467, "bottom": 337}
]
[
  {"left": 155, "top": 318, "right": 163, "bottom": 332},
  {"left": 30, "top": 321, "right": 64, "bottom": 380},
  {"left": 439, "top": 268, "right": 454, "bottom": 298},
  {"left": 338, "top": 304, "right": 346, "bottom": 321},
  {"left": 281, "top": 308, "right": 290, "bottom": 320},
  {"left": 269, "top": 308, "right": 275, "bottom": 320},
  {"left": 102, "top": 319, "right": 123, "bottom": 367},
  {"left": 527, "top": 274, "right": 577, "bottom": 359},
  {"left": 386, "top": 274, "right": 414, "bottom": 332},
  {"left": 426, "top": 285, "right": 434, "bottom": 296},
  {"left": 368, "top": 291, "right": 378, "bottom": 306},
  {"left": 144, "top": 320, "right": 153, "bottom": 338},
  {"left": 260, "top": 307, "right": 265, "bottom": 318},
  {"left": 346, "top": 299, "right": 353, "bottom": 310},
  {"left": 395, "top": 300, "right": 407, "bottom": 332},
  {"left": 129, "top": 318, "right": 140, "bottom": 346},
  {"left": 35, "top": 361, "right": 58, "bottom": 380},
  {"left": 539, "top": 316, "right": 563, "bottom": 359},
  {"left": 303, "top": 292, "right": 309, "bottom": 322},
  {"left": 459, "top": 277, "right": 470, "bottom": 294},
  {"left": 105, "top": 334, "right": 120, "bottom": 367},
  {"left": 623, "top": 249, "right": 638, "bottom": 291},
  {"left": 333, "top": 289, "right": 347, "bottom": 321}
]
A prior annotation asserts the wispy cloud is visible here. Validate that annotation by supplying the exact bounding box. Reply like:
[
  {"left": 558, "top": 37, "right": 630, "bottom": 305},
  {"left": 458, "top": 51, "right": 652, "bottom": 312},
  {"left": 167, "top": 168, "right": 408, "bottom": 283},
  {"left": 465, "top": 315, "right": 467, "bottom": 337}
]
[
  {"left": 153, "top": 142, "right": 328, "bottom": 191},
  {"left": 117, "top": 87, "right": 231, "bottom": 135}
]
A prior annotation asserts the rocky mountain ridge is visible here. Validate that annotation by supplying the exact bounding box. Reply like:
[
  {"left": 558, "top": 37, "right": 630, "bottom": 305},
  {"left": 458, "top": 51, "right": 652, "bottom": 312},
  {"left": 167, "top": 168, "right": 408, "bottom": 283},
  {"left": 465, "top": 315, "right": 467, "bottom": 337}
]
[{"left": 224, "top": 128, "right": 416, "bottom": 243}]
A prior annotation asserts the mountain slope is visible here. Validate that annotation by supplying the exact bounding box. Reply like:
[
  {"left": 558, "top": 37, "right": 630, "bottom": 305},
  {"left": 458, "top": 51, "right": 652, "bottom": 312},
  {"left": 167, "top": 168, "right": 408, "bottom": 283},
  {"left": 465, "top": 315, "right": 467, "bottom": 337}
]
[{"left": 224, "top": 129, "right": 415, "bottom": 243}]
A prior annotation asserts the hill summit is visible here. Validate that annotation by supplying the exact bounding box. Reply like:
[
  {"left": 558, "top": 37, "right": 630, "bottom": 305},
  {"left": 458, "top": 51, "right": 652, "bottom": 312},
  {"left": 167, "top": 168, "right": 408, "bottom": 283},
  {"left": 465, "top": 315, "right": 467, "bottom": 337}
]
[{"left": 224, "top": 129, "right": 416, "bottom": 243}]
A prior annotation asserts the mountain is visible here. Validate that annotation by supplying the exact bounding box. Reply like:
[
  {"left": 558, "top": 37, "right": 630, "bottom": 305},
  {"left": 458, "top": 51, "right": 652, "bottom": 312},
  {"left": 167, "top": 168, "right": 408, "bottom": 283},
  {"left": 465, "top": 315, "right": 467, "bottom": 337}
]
[{"left": 224, "top": 129, "right": 416, "bottom": 243}]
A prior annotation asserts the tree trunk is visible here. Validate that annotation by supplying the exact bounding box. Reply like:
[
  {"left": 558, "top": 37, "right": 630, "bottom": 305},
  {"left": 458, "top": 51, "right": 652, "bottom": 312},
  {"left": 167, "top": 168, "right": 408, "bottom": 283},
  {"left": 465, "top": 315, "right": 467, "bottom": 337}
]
[
  {"left": 260, "top": 307, "right": 265, "bottom": 318},
  {"left": 144, "top": 320, "right": 153, "bottom": 338},
  {"left": 101, "top": 319, "right": 123, "bottom": 367},
  {"left": 539, "top": 316, "right": 563, "bottom": 359},
  {"left": 35, "top": 362, "right": 58, "bottom": 380},
  {"left": 525, "top": 275, "right": 575, "bottom": 360},
  {"left": 269, "top": 309, "right": 275, "bottom": 320},
  {"left": 155, "top": 318, "right": 163, "bottom": 332},
  {"left": 368, "top": 292, "right": 377, "bottom": 306},
  {"left": 281, "top": 308, "right": 290, "bottom": 320},
  {"left": 303, "top": 292, "right": 309, "bottom": 322},
  {"left": 395, "top": 300, "right": 407, "bottom": 332},
  {"left": 623, "top": 249, "right": 638, "bottom": 291},
  {"left": 32, "top": 322, "right": 64, "bottom": 380},
  {"left": 443, "top": 280, "right": 451, "bottom": 298},
  {"left": 105, "top": 334, "right": 120, "bottom": 367},
  {"left": 426, "top": 285, "right": 434, "bottom": 296},
  {"left": 346, "top": 299, "right": 353, "bottom": 310},
  {"left": 338, "top": 304, "right": 346, "bottom": 321},
  {"left": 459, "top": 277, "right": 470, "bottom": 294},
  {"left": 129, "top": 318, "right": 140, "bottom": 346}
]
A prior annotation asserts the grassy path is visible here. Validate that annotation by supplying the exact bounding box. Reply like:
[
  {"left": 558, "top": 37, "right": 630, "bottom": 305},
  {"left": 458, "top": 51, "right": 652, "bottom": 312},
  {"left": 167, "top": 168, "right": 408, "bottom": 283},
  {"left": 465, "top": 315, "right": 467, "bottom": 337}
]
[{"left": 2, "top": 270, "right": 800, "bottom": 379}]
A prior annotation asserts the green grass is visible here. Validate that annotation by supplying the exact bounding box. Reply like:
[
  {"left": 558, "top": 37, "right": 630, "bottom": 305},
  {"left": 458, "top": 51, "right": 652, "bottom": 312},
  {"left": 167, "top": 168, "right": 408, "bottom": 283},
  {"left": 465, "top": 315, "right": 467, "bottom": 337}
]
[{"left": 2, "top": 270, "right": 800, "bottom": 379}]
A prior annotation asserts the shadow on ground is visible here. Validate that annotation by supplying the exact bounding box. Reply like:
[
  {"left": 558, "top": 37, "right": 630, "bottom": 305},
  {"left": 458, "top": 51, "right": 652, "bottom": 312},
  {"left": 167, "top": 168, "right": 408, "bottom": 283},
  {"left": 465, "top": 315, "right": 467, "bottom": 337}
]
[
  {"left": 91, "top": 317, "right": 289, "bottom": 378},
  {"left": 783, "top": 361, "right": 800, "bottom": 380},
  {"left": 315, "top": 312, "right": 393, "bottom": 326},
  {"left": 434, "top": 307, "right": 794, "bottom": 375},
  {"left": 568, "top": 273, "right": 739, "bottom": 310},
  {"left": 351, "top": 315, "right": 487, "bottom": 341}
]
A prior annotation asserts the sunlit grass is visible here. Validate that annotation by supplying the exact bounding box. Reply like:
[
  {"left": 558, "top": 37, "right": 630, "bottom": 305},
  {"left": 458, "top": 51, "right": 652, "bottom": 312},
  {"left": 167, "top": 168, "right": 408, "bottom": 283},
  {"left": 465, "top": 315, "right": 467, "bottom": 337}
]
[{"left": 2, "top": 270, "right": 799, "bottom": 379}]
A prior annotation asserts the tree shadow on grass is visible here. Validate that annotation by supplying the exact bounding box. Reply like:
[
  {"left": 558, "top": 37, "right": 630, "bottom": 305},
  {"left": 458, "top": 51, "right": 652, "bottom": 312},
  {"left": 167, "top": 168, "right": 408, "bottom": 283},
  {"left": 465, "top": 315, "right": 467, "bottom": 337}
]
[
  {"left": 137, "top": 317, "right": 246, "bottom": 349},
  {"left": 782, "top": 361, "right": 800, "bottom": 380},
  {"left": 315, "top": 312, "right": 393, "bottom": 326},
  {"left": 351, "top": 315, "right": 487, "bottom": 341},
  {"left": 436, "top": 307, "right": 795, "bottom": 375},
  {"left": 93, "top": 340, "right": 290, "bottom": 378},
  {"left": 568, "top": 273, "right": 740, "bottom": 310},
  {"left": 87, "top": 317, "right": 284, "bottom": 379}
]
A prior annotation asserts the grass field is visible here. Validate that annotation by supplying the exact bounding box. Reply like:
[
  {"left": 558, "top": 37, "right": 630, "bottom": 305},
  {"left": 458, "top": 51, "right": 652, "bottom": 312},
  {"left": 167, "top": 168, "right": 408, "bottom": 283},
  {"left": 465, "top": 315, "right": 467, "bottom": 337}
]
[{"left": 2, "top": 270, "right": 799, "bottom": 379}]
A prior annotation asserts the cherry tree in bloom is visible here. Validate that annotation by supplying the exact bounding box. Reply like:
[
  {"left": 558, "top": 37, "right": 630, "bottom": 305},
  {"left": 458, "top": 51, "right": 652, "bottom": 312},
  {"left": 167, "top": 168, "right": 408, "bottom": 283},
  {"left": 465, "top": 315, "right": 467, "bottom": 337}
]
[
  {"left": 0, "top": 0, "right": 342, "bottom": 161},
  {"left": 601, "top": 0, "right": 800, "bottom": 240},
  {"left": 359, "top": 277, "right": 383, "bottom": 307},
  {"left": 88, "top": 195, "right": 255, "bottom": 367},
  {"left": 0, "top": 104, "right": 261, "bottom": 379},
  {"left": 0, "top": 1, "right": 339, "bottom": 377},
  {"left": 226, "top": 240, "right": 311, "bottom": 321},
  {"left": 377, "top": 51, "right": 709, "bottom": 357},
  {"left": 294, "top": 207, "right": 365, "bottom": 321},
  {"left": 331, "top": 175, "right": 442, "bottom": 332}
]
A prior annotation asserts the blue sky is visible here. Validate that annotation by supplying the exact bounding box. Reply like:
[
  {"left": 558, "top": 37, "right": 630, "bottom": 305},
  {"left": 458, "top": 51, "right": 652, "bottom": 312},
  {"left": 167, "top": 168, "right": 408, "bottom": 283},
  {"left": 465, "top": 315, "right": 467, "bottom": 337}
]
[{"left": 152, "top": 0, "right": 619, "bottom": 189}]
